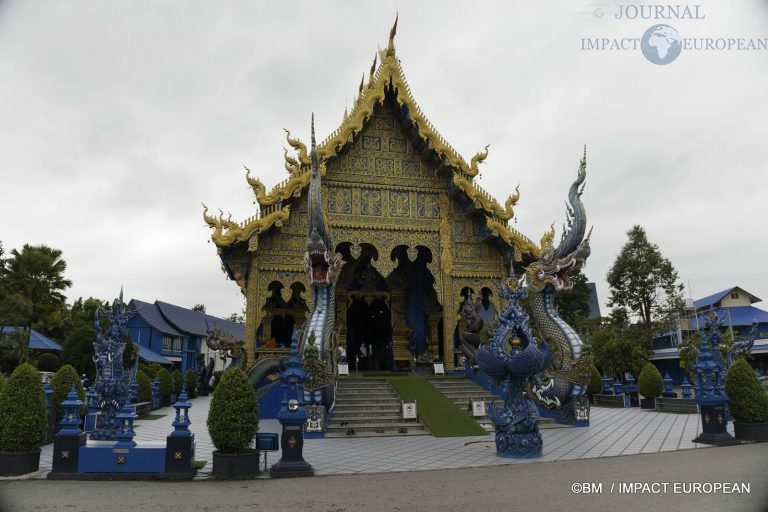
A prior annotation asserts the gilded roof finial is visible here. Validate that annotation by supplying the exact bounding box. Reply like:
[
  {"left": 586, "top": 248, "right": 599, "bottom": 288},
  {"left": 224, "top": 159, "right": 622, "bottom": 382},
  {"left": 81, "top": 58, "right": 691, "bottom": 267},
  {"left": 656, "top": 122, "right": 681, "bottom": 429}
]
[
  {"left": 358, "top": 73, "right": 364, "bottom": 95},
  {"left": 369, "top": 53, "right": 377, "bottom": 85},
  {"left": 387, "top": 13, "right": 398, "bottom": 55}
]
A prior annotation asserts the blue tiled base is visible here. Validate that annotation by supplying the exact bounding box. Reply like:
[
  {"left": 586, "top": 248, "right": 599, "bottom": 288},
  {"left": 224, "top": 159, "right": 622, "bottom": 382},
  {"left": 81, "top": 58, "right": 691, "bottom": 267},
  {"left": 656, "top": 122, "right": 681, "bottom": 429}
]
[{"left": 78, "top": 442, "right": 166, "bottom": 473}]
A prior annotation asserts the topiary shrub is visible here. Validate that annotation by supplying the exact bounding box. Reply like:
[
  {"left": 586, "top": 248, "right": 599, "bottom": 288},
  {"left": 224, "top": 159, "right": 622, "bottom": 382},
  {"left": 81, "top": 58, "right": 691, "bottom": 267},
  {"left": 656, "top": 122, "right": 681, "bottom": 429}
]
[
  {"left": 50, "top": 364, "right": 85, "bottom": 421},
  {"left": 587, "top": 366, "right": 602, "bottom": 396},
  {"left": 157, "top": 368, "right": 172, "bottom": 406},
  {"left": 0, "top": 373, "right": 7, "bottom": 396},
  {"left": 207, "top": 368, "right": 259, "bottom": 454},
  {"left": 136, "top": 370, "right": 153, "bottom": 403},
  {"left": 185, "top": 369, "right": 198, "bottom": 398},
  {"left": 725, "top": 358, "right": 768, "bottom": 423},
  {"left": 36, "top": 353, "right": 61, "bottom": 372},
  {"left": 637, "top": 362, "right": 663, "bottom": 398},
  {"left": 171, "top": 369, "right": 184, "bottom": 397},
  {"left": 0, "top": 363, "right": 48, "bottom": 452},
  {"left": 211, "top": 370, "right": 224, "bottom": 390},
  {"left": 139, "top": 363, "right": 161, "bottom": 380}
]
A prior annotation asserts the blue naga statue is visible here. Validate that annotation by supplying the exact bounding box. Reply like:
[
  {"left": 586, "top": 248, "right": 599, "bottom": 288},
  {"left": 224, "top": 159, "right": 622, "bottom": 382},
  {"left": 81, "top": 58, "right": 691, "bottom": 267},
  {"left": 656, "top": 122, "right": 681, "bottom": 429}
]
[
  {"left": 475, "top": 152, "right": 593, "bottom": 457},
  {"left": 247, "top": 116, "right": 342, "bottom": 432},
  {"left": 89, "top": 292, "right": 138, "bottom": 440},
  {"left": 476, "top": 274, "right": 552, "bottom": 458}
]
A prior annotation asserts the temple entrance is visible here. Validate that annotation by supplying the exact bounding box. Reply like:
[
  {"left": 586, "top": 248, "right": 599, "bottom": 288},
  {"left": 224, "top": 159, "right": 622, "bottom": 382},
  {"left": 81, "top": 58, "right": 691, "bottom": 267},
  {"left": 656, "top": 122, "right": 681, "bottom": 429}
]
[
  {"left": 346, "top": 295, "right": 392, "bottom": 371},
  {"left": 335, "top": 242, "right": 443, "bottom": 371}
]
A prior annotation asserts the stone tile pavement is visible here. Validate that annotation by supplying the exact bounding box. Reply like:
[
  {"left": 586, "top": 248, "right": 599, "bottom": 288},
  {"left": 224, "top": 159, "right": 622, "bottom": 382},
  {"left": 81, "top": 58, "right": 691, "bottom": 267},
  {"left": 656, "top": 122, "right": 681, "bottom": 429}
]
[{"left": 26, "top": 396, "right": 728, "bottom": 480}]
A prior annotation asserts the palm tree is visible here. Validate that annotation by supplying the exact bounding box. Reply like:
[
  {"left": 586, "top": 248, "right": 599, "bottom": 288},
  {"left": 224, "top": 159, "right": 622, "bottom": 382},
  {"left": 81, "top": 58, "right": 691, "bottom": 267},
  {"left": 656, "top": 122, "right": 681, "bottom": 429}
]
[{"left": 0, "top": 244, "right": 72, "bottom": 363}]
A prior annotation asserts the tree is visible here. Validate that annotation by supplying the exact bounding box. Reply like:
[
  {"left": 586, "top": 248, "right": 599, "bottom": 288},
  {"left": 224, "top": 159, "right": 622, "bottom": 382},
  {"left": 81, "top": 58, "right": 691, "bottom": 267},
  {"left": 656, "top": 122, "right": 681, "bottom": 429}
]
[
  {"left": 192, "top": 304, "right": 206, "bottom": 313},
  {"left": 553, "top": 269, "right": 594, "bottom": 334},
  {"left": 61, "top": 325, "right": 97, "bottom": 378},
  {"left": 590, "top": 325, "right": 650, "bottom": 378},
  {"left": 0, "top": 244, "right": 72, "bottom": 363},
  {"left": 606, "top": 226, "right": 684, "bottom": 327},
  {"left": 225, "top": 312, "right": 245, "bottom": 324}
]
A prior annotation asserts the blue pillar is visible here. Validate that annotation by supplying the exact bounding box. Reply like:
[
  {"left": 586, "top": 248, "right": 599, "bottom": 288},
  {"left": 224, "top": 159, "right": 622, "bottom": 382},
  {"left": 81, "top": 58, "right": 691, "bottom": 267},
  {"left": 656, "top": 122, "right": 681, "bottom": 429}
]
[
  {"left": 662, "top": 372, "right": 677, "bottom": 397},
  {"left": 681, "top": 376, "right": 692, "bottom": 398},
  {"left": 613, "top": 378, "right": 623, "bottom": 396},
  {"left": 43, "top": 377, "right": 55, "bottom": 444},
  {"left": 166, "top": 384, "right": 195, "bottom": 475},
  {"left": 84, "top": 387, "right": 100, "bottom": 433},
  {"left": 601, "top": 374, "right": 613, "bottom": 395},
  {"left": 270, "top": 332, "right": 314, "bottom": 478},
  {"left": 51, "top": 385, "right": 87, "bottom": 474},
  {"left": 692, "top": 312, "right": 736, "bottom": 446},
  {"left": 626, "top": 373, "right": 639, "bottom": 407}
]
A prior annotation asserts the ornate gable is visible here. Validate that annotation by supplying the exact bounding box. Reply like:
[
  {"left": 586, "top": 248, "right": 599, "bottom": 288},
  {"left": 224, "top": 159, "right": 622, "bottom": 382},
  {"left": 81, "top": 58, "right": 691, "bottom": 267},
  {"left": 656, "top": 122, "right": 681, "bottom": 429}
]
[{"left": 204, "top": 17, "right": 542, "bottom": 261}]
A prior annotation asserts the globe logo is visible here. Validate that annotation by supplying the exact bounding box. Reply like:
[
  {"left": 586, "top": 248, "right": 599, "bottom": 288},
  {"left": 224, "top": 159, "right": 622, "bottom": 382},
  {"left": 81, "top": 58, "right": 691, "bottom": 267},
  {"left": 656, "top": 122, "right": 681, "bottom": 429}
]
[{"left": 641, "top": 25, "right": 682, "bottom": 65}]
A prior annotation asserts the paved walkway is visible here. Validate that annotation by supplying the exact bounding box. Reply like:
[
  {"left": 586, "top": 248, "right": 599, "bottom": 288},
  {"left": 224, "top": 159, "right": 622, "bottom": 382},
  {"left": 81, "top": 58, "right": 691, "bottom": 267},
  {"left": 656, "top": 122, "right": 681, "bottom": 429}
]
[{"left": 22, "top": 395, "right": 730, "bottom": 479}]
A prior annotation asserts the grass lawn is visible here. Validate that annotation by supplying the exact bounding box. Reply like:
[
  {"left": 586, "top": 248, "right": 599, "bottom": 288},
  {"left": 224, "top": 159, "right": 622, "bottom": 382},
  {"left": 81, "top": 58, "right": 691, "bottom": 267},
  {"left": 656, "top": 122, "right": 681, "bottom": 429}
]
[{"left": 387, "top": 376, "right": 488, "bottom": 437}]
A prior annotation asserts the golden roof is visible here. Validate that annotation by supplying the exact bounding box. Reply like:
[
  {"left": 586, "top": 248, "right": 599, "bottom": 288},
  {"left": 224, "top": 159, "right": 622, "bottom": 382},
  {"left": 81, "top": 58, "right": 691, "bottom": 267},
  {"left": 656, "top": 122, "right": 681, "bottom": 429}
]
[{"left": 204, "top": 17, "right": 542, "bottom": 259}]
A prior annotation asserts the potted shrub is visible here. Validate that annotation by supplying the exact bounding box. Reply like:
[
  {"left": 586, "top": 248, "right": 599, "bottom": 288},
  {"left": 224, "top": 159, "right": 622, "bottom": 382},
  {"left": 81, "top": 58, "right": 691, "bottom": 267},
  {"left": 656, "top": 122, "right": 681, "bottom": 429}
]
[
  {"left": 185, "top": 369, "right": 198, "bottom": 399},
  {"left": 637, "top": 363, "right": 663, "bottom": 409},
  {"left": 207, "top": 367, "right": 259, "bottom": 478},
  {"left": 0, "top": 363, "right": 48, "bottom": 476},
  {"left": 586, "top": 366, "right": 602, "bottom": 404},
  {"left": 724, "top": 358, "right": 768, "bottom": 441}
]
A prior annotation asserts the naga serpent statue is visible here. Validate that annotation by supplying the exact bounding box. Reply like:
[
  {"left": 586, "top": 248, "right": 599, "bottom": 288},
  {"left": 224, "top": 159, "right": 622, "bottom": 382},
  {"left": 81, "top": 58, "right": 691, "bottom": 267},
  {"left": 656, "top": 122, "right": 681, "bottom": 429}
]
[
  {"left": 524, "top": 151, "right": 593, "bottom": 425},
  {"left": 476, "top": 273, "right": 552, "bottom": 458},
  {"left": 472, "top": 151, "right": 593, "bottom": 447},
  {"left": 247, "top": 116, "right": 342, "bottom": 431}
]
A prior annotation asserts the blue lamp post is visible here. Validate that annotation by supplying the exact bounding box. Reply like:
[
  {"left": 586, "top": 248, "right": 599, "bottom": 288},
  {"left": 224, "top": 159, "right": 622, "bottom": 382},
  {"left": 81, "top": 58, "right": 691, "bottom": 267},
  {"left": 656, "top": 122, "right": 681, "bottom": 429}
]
[
  {"left": 601, "top": 374, "right": 613, "bottom": 395},
  {"left": 165, "top": 384, "right": 196, "bottom": 475},
  {"left": 681, "top": 376, "right": 692, "bottom": 398},
  {"left": 270, "top": 331, "right": 314, "bottom": 478},
  {"left": 662, "top": 372, "right": 677, "bottom": 397},
  {"left": 692, "top": 312, "right": 737, "bottom": 445},
  {"left": 51, "top": 384, "right": 87, "bottom": 473}
]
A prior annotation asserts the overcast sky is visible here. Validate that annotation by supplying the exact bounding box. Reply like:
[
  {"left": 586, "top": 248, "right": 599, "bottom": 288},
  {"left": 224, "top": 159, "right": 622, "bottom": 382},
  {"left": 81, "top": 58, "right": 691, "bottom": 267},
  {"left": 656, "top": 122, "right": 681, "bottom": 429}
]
[{"left": 1, "top": 0, "right": 767, "bottom": 320}]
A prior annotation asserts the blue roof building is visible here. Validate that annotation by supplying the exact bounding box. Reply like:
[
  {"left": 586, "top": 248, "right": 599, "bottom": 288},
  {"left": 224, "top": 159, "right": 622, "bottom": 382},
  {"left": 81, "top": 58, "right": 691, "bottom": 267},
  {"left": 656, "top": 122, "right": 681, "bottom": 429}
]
[
  {"left": 651, "top": 286, "right": 768, "bottom": 383},
  {"left": 127, "top": 299, "right": 245, "bottom": 374},
  {"left": 0, "top": 326, "right": 62, "bottom": 352}
]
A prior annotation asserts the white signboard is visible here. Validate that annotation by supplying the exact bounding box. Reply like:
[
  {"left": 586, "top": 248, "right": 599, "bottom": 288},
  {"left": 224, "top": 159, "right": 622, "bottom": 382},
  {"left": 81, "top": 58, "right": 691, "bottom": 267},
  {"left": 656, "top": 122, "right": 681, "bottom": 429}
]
[
  {"left": 469, "top": 400, "right": 486, "bottom": 417},
  {"left": 338, "top": 363, "right": 349, "bottom": 376},
  {"left": 433, "top": 363, "right": 445, "bottom": 375},
  {"left": 402, "top": 401, "right": 417, "bottom": 420}
]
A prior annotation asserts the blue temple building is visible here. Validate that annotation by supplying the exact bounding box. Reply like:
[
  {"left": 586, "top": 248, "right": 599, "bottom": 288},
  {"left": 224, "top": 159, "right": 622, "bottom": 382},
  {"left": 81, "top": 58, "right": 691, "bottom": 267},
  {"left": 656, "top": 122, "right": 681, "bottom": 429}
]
[
  {"left": 652, "top": 286, "right": 768, "bottom": 383},
  {"left": 127, "top": 299, "right": 245, "bottom": 374}
]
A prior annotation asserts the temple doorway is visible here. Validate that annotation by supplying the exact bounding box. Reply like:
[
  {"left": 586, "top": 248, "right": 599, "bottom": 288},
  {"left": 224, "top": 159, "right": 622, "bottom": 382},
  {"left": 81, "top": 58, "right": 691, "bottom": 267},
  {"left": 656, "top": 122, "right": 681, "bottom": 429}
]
[{"left": 346, "top": 295, "right": 392, "bottom": 371}]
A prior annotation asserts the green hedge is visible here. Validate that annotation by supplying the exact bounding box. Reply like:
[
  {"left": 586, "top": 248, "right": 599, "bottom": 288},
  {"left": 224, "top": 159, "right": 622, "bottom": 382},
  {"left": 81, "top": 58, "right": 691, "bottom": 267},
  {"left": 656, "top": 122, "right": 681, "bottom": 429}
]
[
  {"left": 185, "top": 369, "right": 198, "bottom": 398},
  {"left": 171, "top": 369, "right": 184, "bottom": 396},
  {"left": 136, "top": 370, "right": 153, "bottom": 403},
  {"left": 157, "top": 368, "right": 172, "bottom": 406},
  {"left": 0, "top": 363, "right": 48, "bottom": 451}
]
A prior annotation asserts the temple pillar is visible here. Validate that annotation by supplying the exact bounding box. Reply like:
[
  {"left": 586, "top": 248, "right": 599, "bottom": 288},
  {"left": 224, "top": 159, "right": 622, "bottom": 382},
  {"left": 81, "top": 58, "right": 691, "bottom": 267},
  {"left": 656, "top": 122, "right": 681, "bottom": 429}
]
[
  {"left": 244, "top": 259, "right": 261, "bottom": 370},
  {"left": 438, "top": 194, "right": 456, "bottom": 370}
]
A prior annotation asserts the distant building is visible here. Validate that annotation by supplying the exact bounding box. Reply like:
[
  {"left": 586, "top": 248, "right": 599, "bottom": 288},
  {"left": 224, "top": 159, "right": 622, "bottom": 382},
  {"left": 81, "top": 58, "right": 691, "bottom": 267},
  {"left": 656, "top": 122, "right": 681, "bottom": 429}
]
[
  {"left": 0, "top": 326, "right": 62, "bottom": 353},
  {"left": 651, "top": 286, "right": 768, "bottom": 383},
  {"left": 126, "top": 300, "right": 245, "bottom": 374}
]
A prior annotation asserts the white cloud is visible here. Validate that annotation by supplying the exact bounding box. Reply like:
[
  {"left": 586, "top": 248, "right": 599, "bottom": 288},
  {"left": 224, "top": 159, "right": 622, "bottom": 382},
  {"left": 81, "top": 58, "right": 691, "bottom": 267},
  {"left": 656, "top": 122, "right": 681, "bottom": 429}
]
[{"left": 1, "top": 0, "right": 767, "bottom": 319}]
